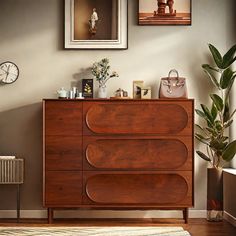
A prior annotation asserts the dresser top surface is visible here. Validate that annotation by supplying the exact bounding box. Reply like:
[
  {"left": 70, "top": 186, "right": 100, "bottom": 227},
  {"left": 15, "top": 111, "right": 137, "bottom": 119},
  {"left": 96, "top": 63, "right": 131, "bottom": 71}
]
[{"left": 43, "top": 98, "right": 194, "bottom": 102}]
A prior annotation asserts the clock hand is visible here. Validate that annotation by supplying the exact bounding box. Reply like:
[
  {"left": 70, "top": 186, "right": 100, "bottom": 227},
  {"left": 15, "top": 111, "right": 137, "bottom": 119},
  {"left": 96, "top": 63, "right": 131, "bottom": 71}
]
[{"left": 0, "top": 68, "right": 7, "bottom": 73}]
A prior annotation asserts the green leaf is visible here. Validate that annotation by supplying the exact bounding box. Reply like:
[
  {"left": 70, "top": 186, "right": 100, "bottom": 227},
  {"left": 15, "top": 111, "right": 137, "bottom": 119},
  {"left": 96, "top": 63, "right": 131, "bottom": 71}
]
[
  {"left": 229, "top": 108, "right": 236, "bottom": 120},
  {"left": 211, "top": 104, "right": 217, "bottom": 121},
  {"left": 196, "top": 151, "right": 211, "bottom": 162},
  {"left": 195, "top": 124, "right": 204, "bottom": 132},
  {"left": 225, "top": 75, "right": 236, "bottom": 102},
  {"left": 206, "top": 127, "right": 216, "bottom": 135},
  {"left": 210, "top": 140, "right": 227, "bottom": 151},
  {"left": 222, "top": 140, "right": 236, "bottom": 162},
  {"left": 195, "top": 109, "right": 206, "bottom": 119},
  {"left": 222, "top": 44, "right": 236, "bottom": 69},
  {"left": 215, "top": 120, "right": 223, "bottom": 131},
  {"left": 210, "top": 94, "right": 224, "bottom": 111},
  {"left": 202, "top": 64, "right": 220, "bottom": 72},
  {"left": 220, "top": 68, "right": 234, "bottom": 89},
  {"left": 201, "top": 104, "right": 214, "bottom": 123},
  {"left": 195, "top": 133, "right": 208, "bottom": 140},
  {"left": 223, "top": 102, "right": 230, "bottom": 123},
  {"left": 221, "top": 136, "right": 229, "bottom": 142},
  {"left": 202, "top": 64, "right": 220, "bottom": 89},
  {"left": 208, "top": 44, "right": 223, "bottom": 68},
  {"left": 195, "top": 134, "right": 210, "bottom": 145},
  {"left": 224, "top": 120, "right": 233, "bottom": 129}
]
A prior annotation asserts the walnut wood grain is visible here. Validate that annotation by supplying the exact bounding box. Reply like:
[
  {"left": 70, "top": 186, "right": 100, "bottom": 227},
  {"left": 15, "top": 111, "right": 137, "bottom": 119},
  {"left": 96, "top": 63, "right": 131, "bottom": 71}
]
[
  {"left": 83, "top": 171, "right": 192, "bottom": 206},
  {"left": 43, "top": 99, "right": 194, "bottom": 224},
  {"left": 45, "top": 171, "right": 82, "bottom": 206},
  {"left": 84, "top": 137, "right": 191, "bottom": 170},
  {"left": 45, "top": 136, "right": 82, "bottom": 171},
  {"left": 45, "top": 101, "right": 82, "bottom": 136},
  {"left": 83, "top": 101, "right": 192, "bottom": 135}
]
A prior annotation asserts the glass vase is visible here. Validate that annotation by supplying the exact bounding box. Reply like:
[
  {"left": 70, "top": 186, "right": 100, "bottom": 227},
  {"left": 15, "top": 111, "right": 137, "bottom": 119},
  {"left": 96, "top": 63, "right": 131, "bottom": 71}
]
[
  {"left": 98, "top": 84, "right": 107, "bottom": 98},
  {"left": 207, "top": 168, "right": 223, "bottom": 221}
]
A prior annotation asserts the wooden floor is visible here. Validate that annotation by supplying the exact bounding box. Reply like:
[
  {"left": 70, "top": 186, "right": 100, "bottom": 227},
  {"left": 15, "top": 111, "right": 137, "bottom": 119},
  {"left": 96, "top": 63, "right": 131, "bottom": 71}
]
[{"left": 0, "top": 218, "right": 235, "bottom": 236}]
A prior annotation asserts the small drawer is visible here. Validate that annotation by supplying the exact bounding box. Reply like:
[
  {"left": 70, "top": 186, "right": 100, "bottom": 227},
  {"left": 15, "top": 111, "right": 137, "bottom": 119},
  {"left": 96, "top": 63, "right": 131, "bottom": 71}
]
[
  {"left": 44, "top": 101, "right": 82, "bottom": 136},
  {"left": 45, "top": 171, "right": 82, "bottom": 206},
  {"left": 45, "top": 136, "right": 82, "bottom": 170}
]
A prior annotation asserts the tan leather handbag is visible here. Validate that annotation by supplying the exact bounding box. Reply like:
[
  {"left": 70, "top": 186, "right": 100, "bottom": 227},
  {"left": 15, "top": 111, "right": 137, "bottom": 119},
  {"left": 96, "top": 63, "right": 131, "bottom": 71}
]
[{"left": 159, "top": 69, "right": 188, "bottom": 99}]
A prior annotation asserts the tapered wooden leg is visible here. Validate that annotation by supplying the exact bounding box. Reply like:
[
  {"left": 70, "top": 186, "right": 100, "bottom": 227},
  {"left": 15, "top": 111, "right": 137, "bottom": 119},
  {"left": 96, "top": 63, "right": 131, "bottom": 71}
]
[
  {"left": 48, "top": 208, "right": 53, "bottom": 224},
  {"left": 183, "top": 208, "right": 189, "bottom": 224}
]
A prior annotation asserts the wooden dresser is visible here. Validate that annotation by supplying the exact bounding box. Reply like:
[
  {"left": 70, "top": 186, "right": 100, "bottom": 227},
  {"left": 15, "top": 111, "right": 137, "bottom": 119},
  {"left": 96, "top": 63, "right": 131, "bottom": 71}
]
[{"left": 43, "top": 99, "right": 194, "bottom": 223}]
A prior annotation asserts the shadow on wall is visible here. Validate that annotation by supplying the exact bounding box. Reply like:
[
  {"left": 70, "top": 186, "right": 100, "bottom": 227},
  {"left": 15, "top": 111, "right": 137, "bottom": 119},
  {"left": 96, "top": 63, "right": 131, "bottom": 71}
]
[
  {"left": 0, "top": 0, "right": 64, "bottom": 51},
  {"left": 0, "top": 103, "right": 43, "bottom": 210},
  {"left": 71, "top": 67, "right": 93, "bottom": 91}
]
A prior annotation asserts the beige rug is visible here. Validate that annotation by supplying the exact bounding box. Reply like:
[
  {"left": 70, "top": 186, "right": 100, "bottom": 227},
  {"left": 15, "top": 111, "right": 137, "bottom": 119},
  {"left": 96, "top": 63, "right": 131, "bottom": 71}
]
[{"left": 0, "top": 226, "right": 191, "bottom": 236}]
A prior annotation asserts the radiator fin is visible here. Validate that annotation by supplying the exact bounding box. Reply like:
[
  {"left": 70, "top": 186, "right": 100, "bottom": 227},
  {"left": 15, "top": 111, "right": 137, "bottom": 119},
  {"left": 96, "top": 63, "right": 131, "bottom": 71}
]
[{"left": 0, "top": 159, "right": 24, "bottom": 184}]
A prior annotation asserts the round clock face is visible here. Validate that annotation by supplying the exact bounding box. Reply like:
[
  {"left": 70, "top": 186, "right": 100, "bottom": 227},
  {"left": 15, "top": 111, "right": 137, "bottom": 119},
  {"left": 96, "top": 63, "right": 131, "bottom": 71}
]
[{"left": 0, "top": 61, "right": 19, "bottom": 84}]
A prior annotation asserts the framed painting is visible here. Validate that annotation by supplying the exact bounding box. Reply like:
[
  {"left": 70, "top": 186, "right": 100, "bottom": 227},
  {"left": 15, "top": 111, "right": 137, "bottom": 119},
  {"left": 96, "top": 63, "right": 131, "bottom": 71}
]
[
  {"left": 64, "top": 0, "right": 128, "bottom": 49},
  {"left": 138, "top": 0, "right": 191, "bottom": 26}
]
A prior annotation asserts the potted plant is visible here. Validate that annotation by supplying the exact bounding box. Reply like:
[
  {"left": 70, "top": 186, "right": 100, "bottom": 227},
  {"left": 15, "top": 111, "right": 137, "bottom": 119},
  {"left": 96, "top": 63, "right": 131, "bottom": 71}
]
[
  {"left": 195, "top": 44, "right": 236, "bottom": 221},
  {"left": 91, "top": 58, "right": 119, "bottom": 98}
]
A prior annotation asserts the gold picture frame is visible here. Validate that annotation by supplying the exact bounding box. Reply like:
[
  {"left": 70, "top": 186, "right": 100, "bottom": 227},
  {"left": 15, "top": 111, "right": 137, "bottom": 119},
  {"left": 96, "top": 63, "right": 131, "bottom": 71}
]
[{"left": 138, "top": 0, "right": 192, "bottom": 26}]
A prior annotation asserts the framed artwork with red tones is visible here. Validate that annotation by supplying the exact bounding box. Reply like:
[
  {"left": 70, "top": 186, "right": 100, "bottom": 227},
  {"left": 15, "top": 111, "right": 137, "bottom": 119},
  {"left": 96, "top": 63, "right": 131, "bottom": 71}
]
[
  {"left": 139, "top": 0, "right": 191, "bottom": 26},
  {"left": 64, "top": 0, "right": 128, "bottom": 49}
]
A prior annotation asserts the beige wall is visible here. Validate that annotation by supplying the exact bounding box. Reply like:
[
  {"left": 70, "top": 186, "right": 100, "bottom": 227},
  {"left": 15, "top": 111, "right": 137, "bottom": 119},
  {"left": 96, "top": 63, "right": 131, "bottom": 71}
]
[
  {"left": 139, "top": 0, "right": 191, "bottom": 13},
  {"left": 0, "top": 0, "right": 235, "bottom": 216}
]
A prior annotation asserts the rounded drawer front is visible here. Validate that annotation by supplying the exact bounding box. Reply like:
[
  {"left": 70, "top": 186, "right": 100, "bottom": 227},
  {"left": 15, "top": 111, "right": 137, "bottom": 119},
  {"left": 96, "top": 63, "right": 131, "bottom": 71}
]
[
  {"left": 85, "top": 139, "right": 188, "bottom": 170},
  {"left": 85, "top": 103, "right": 189, "bottom": 134},
  {"left": 85, "top": 173, "right": 189, "bottom": 204}
]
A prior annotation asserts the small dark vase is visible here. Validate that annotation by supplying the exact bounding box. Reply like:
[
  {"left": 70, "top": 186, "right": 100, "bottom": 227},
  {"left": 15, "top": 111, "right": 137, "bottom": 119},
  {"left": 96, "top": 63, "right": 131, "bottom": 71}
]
[{"left": 207, "top": 168, "right": 223, "bottom": 221}]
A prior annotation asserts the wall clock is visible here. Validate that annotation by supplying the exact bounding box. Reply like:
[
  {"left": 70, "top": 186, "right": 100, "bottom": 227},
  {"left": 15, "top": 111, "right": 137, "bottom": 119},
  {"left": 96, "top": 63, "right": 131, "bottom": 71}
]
[{"left": 0, "top": 61, "right": 19, "bottom": 84}]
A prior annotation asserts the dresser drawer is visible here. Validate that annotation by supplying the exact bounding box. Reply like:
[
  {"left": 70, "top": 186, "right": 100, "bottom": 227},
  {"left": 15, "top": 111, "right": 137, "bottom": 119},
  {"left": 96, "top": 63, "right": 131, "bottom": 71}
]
[
  {"left": 45, "top": 136, "right": 82, "bottom": 171},
  {"left": 83, "top": 101, "right": 193, "bottom": 135},
  {"left": 83, "top": 171, "right": 192, "bottom": 206},
  {"left": 44, "top": 101, "right": 82, "bottom": 136},
  {"left": 44, "top": 171, "right": 82, "bottom": 206},
  {"left": 83, "top": 136, "right": 192, "bottom": 171}
]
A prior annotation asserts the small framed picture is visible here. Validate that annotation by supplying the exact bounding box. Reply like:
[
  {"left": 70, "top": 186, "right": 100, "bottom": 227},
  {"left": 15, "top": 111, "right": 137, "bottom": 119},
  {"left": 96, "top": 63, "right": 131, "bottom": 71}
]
[
  {"left": 138, "top": 0, "right": 191, "bottom": 26},
  {"left": 133, "top": 81, "right": 144, "bottom": 99},
  {"left": 82, "top": 79, "right": 93, "bottom": 98},
  {"left": 141, "top": 87, "right": 152, "bottom": 99}
]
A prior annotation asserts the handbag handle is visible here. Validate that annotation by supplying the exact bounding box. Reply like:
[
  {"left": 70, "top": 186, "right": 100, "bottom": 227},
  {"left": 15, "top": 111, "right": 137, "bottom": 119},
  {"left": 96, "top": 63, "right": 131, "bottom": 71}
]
[
  {"left": 166, "top": 69, "right": 179, "bottom": 94},
  {"left": 168, "top": 69, "right": 179, "bottom": 79}
]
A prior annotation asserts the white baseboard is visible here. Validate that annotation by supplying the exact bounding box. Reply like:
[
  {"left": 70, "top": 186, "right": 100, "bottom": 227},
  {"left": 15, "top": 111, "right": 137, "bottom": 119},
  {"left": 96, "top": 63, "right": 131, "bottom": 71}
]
[
  {"left": 224, "top": 211, "right": 236, "bottom": 227},
  {"left": 0, "top": 209, "right": 206, "bottom": 219},
  {"left": 0, "top": 210, "right": 47, "bottom": 219}
]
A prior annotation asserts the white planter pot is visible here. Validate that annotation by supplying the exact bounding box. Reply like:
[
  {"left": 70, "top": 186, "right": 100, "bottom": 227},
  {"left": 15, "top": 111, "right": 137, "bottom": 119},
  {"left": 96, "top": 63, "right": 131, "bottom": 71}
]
[{"left": 98, "top": 85, "right": 107, "bottom": 98}]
